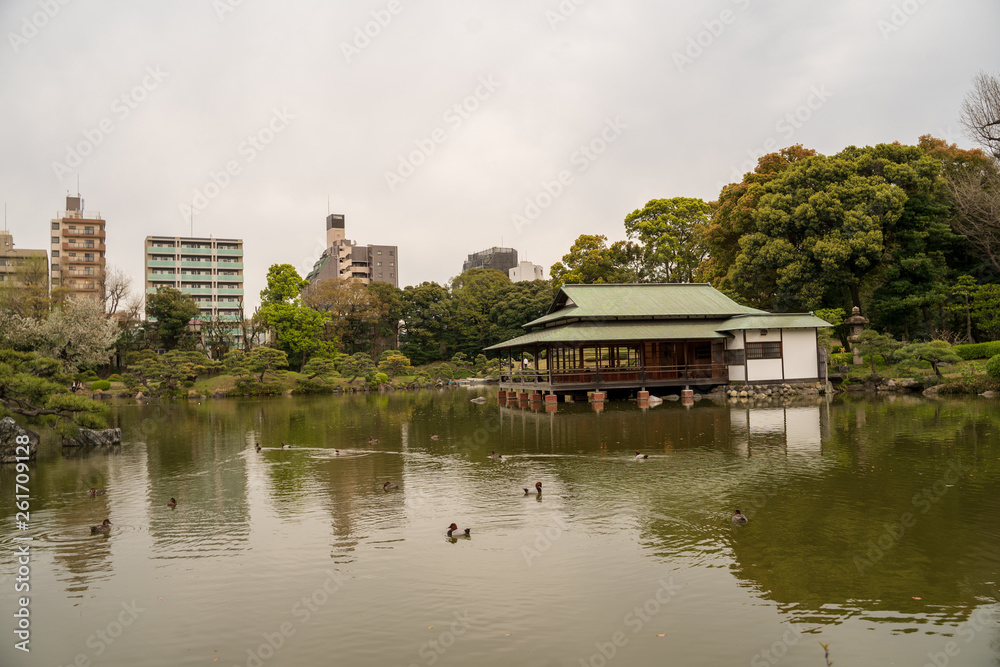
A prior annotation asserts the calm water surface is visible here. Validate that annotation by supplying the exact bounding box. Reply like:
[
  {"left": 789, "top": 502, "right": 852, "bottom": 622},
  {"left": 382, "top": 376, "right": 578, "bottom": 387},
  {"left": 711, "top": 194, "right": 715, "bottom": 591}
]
[{"left": 1, "top": 391, "right": 999, "bottom": 666}]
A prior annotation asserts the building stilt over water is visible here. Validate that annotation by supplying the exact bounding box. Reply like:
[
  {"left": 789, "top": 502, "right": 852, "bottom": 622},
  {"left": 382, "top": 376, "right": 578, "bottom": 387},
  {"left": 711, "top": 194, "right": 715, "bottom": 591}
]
[{"left": 487, "top": 283, "right": 831, "bottom": 398}]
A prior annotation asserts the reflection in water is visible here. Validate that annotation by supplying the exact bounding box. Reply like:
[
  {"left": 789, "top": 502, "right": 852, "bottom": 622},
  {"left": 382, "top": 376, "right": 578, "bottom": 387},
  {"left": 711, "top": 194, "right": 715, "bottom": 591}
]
[{"left": 0, "top": 392, "right": 998, "bottom": 667}]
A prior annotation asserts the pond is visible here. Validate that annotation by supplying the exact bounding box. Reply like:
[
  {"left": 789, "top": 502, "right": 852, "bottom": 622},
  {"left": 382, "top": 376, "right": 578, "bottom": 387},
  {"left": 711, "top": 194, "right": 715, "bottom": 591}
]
[{"left": 1, "top": 390, "right": 999, "bottom": 666}]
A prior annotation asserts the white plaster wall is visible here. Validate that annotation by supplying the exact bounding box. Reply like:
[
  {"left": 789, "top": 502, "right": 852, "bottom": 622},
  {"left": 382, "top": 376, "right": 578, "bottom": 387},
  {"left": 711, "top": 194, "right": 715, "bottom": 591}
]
[
  {"left": 726, "top": 333, "right": 746, "bottom": 382},
  {"left": 782, "top": 329, "right": 819, "bottom": 380},
  {"left": 736, "top": 327, "right": 820, "bottom": 382}
]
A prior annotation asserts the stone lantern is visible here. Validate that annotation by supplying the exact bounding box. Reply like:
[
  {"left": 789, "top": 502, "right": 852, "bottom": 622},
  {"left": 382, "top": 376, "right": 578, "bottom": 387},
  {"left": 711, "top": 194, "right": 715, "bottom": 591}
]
[{"left": 844, "top": 306, "right": 869, "bottom": 365}]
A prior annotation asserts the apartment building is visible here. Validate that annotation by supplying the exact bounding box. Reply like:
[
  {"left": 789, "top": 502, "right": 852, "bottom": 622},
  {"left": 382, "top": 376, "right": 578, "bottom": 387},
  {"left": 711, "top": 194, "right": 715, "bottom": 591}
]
[
  {"left": 305, "top": 214, "right": 398, "bottom": 287},
  {"left": 144, "top": 235, "right": 244, "bottom": 324},
  {"left": 0, "top": 230, "right": 48, "bottom": 290},
  {"left": 50, "top": 195, "right": 106, "bottom": 300}
]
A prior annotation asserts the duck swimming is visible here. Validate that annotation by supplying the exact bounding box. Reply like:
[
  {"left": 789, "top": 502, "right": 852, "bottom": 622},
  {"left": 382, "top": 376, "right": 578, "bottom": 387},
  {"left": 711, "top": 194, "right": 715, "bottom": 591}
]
[
  {"left": 88, "top": 488, "right": 106, "bottom": 496},
  {"left": 732, "top": 510, "right": 748, "bottom": 525},
  {"left": 524, "top": 482, "right": 542, "bottom": 495},
  {"left": 281, "top": 442, "right": 290, "bottom": 450},
  {"left": 635, "top": 451, "right": 649, "bottom": 460},
  {"left": 167, "top": 498, "right": 177, "bottom": 508},
  {"left": 368, "top": 437, "right": 379, "bottom": 444},
  {"left": 255, "top": 444, "right": 262, "bottom": 452},
  {"left": 383, "top": 482, "right": 398, "bottom": 490},
  {"left": 334, "top": 449, "right": 340, "bottom": 455},
  {"left": 447, "top": 523, "right": 471, "bottom": 537},
  {"left": 489, "top": 451, "right": 503, "bottom": 460},
  {"left": 430, "top": 434, "right": 440, "bottom": 440},
  {"left": 90, "top": 519, "right": 112, "bottom": 533}
]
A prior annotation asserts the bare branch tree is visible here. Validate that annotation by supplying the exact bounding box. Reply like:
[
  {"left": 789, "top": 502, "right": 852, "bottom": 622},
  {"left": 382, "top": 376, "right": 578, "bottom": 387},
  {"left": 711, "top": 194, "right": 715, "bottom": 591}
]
[
  {"left": 960, "top": 71, "right": 1000, "bottom": 159},
  {"left": 101, "top": 265, "right": 132, "bottom": 316},
  {"left": 948, "top": 166, "right": 1000, "bottom": 272}
]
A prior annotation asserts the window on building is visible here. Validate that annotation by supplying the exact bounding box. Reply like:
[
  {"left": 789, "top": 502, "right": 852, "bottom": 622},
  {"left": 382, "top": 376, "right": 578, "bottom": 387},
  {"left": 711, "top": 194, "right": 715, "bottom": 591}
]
[
  {"left": 745, "top": 342, "right": 781, "bottom": 360},
  {"left": 725, "top": 349, "right": 746, "bottom": 365},
  {"left": 51, "top": 264, "right": 57, "bottom": 272},
  {"left": 51, "top": 237, "right": 59, "bottom": 244},
  {"left": 51, "top": 222, "right": 59, "bottom": 230},
  {"left": 85, "top": 254, "right": 94, "bottom": 262},
  {"left": 84, "top": 226, "right": 94, "bottom": 234},
  {"left": 389, "top": 250, "right": 394, "bottom": 256},
  {"left": 51, "top": 250, "right": 59, "bottom": 257},
  {"left": 389, "top": 262, "right": 394, "bottom": 267},
  {"left": 377, "top": 261, "right": 382, "bottom": 266},
  {"left": 68, "top": 226, "right": 76, "bottom": 230},
  {"left": 85, "top": 240, "right": 94, "bottom": 248}
]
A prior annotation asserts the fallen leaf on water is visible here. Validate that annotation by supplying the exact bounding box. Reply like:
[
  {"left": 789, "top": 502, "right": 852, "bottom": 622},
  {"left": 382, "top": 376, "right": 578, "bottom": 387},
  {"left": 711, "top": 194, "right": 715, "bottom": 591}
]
[
  {"left": 428, "top": 626, "right": 434, "bottom": 630},
  {"left": 913, "top": 596, "right": 922, "bottom": 600},
  {"left": 657, "top": 634, "right": 665, "bottom": 637}
]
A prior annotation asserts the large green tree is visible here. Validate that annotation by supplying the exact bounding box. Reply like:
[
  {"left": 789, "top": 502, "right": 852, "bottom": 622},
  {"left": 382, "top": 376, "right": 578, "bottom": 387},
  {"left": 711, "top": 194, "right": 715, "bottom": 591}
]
[
  {"left": 260, "top": 264, "right": 309, "bottom": 305},
  {"left": 623, "top": 197, "right": 709, "bottom": 282},
  {"left": 719, "top": 144, "right": 952, "bottom": 316},
  {"left": 257, "top": 264, "right": 329, "bottom": 370},
  {"left": 550, "top": 235, "right": 634, "bottom": 288},
  {"left": 146, "top": 286, "right": 199, "bottom": 351},
  {"left": 399, "top": 282, "right": 454, "bottom": 365},
  {"left": 490, "top": 280, "right": 553, "bottom": 343},
  {"left": 450, "top": 269, "right": 511, "bottom": 357}
]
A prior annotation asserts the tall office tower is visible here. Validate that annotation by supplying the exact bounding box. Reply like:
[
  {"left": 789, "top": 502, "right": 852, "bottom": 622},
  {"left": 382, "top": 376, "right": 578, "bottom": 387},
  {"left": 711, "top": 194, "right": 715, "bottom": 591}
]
[{"left": 50, "top": 195, "right": 106, "bottom": 300}]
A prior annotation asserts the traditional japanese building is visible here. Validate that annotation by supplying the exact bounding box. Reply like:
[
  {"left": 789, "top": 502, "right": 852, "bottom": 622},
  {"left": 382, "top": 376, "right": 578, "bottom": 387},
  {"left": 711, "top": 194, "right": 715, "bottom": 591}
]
[{"left": 486, "top": 283, "right": 830, "bottom": 396}]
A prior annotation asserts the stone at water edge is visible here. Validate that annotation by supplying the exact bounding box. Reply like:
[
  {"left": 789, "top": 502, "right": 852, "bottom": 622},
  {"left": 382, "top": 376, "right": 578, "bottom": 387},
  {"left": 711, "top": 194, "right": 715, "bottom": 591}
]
[
  {"left": 0, "top": 417, "right": 41, "bottom": 464},
  {"left": 62, "top": 428, "right": 122, "bottom": 448}
]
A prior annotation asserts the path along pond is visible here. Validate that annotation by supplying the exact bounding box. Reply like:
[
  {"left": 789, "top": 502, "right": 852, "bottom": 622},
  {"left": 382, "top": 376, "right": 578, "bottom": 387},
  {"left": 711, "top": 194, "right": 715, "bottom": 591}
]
[{"left": 1, "top": 390, "right": 999, "bottom": 667}]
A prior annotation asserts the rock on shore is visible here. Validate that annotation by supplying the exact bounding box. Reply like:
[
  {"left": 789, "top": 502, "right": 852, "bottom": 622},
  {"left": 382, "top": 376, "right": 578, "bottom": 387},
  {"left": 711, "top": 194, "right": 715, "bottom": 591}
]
[{"left": 0, "top": 417, "right": 41, "bottom": 464}]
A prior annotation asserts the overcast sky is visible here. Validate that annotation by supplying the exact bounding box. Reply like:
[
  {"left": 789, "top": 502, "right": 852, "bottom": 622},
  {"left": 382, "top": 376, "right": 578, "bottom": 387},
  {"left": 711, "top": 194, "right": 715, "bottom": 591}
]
[{"left": 1, "top": 0, "right": 997, "bottom": 310}]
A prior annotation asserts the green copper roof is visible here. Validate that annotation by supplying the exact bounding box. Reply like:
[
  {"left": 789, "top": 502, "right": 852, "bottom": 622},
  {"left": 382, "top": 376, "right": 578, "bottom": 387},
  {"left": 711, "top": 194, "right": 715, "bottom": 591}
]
[
  {"left": 485, "top": 321, "right": 729, "bottom": 351},
  {"left": 716, "top": 313, "right": 832, "bottom": 331},
  {"left": 526, "top": 283, "right": 766, "bottom": 328}
]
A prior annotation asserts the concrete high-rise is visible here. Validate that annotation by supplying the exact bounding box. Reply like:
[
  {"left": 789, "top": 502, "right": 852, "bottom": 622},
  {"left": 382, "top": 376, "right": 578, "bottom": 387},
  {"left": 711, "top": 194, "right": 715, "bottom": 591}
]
[
  {"left": 306, "top": 214, "right": 398, "bottom": 287},
  {"left": 50, "top": 195, "right": 106, "bottom": 300},
  {"left": 463, "top": 247, "right": 518, "bottom": 274},
  {"left": 144, "top": 235, "right": 244, "bottom": 324},
  {"left": 0, "top": 230, "right": 48, "bottom": 293}
]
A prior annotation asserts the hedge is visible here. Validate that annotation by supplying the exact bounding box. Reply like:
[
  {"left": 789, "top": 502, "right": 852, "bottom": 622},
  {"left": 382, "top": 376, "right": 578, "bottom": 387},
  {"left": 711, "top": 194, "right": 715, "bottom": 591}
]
[
  {"left": 987, "top": 354, "right": 1000, "bottom": 379},
  {"left": 90, "top": 380, "right": 111, "bottom": 390},
  {"left": 954, "top": 341, "right": 1000, "bottom": 360}
]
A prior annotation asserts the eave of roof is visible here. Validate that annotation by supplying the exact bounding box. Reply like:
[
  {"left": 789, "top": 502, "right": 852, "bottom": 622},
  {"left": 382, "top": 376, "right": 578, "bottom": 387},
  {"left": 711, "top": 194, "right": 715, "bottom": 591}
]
[
  {"left": 715, "top": 313, "right": 832, "bottom": 331},
  {"left": 485, "top": 321, "right": 730, "bottom": 351}
]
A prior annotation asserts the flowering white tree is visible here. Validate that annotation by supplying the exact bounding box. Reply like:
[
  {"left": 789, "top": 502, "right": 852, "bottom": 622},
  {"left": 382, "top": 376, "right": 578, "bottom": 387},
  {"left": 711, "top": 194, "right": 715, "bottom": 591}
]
[{"left": 34, "top": 298, "right": 118, "bottom": 371}]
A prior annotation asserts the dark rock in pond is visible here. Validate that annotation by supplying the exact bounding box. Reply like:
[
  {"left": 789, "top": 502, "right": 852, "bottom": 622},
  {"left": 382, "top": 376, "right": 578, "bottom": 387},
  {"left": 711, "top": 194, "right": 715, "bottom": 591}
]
[
  {"left": 895, "top": 378, "right": 924, "bottom": 392},
  {"left": 63, "top": 428, "right": 122, "bottom": 448},
  {"left": 0, "top": 417, "right": 40, "bottom": 464}
]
